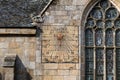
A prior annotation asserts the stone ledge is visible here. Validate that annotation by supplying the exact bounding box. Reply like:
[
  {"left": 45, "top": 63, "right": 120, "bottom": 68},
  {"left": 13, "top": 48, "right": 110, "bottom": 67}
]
[{"left": 3, "top": 54, "right": 16, "bottom": 67}]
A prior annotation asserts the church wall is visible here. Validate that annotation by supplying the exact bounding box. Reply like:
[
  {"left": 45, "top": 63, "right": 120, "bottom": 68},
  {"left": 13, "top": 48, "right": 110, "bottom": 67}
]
[
  {"left": 37, "top": 0, "right": 91, "bottom": 80},
  {"left": 0, "top": 0, "right": 92, "bottom": 80}
]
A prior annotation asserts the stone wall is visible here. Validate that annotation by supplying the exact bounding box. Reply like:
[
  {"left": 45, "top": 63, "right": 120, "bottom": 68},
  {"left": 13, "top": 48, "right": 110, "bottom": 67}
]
[
  {"left": 40, "top": 0, "right": 90, "bottom": 80},
  {"left": 110, "top": 0, "right": 120, "bottom": 12},
  {"left": 0, "top": 0, "right": 92, "bottom": 80}
]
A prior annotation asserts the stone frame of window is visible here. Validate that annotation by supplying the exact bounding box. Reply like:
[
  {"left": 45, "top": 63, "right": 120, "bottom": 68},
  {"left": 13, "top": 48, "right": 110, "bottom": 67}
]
[{"left": 79, "top": 0, "right": 120, "bottom": 80}]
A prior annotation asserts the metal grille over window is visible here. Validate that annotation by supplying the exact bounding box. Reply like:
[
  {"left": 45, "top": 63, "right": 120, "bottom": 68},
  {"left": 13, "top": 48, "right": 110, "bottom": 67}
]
[{"left": 85, "top": 0, "right": 120, "bottom": 80}]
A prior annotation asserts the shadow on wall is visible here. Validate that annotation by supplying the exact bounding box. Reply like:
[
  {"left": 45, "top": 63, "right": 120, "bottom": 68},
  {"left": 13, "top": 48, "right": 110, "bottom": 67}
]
[
  {"left": 14, "top": 56, "right": 32, "bottom": 80},
  {"left": 0, "top": 73, "right": 2, "bottom": 80}
]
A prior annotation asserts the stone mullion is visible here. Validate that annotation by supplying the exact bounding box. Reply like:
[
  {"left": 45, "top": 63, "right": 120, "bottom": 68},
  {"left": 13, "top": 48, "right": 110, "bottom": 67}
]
[
  {"left": 103, "top": 28, "right": 106, "bottom": 80},
  {"left": 93, "top": 48, "right": 96, "bottom": 80},
  {"left": 79, "top": 24, "right": 85, "bottom": 80},
  {"left": 104, "top": 47, "right": 106, "bottom": 80},
  {"left": 113, "top": 29, "right": 116, "bottom": 80},
  {"left": 93, "top": 29, "right": 96, "bottom": 80},
  {"left": 113, "top": 48, "right": 116, "bottom": 80}
]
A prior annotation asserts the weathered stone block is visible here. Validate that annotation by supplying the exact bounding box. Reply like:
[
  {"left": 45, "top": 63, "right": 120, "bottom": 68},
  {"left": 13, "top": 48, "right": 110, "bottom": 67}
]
[
  {"left": 0, "top": 43, "right": 8, "bottom": 49},
  {"left": 65, "top": 6, "right": 76, "bottom": 10},
  {"left": 3, "top": 54, "right": 16, "bottom": 67},
  {"left": 70, "top": 70, "right": 79, "bottom": 76},
  {"left": 53, "top": 76, "right": 64, "bottom": 80},
  {"left": 43, "top": 70, "right": 57, "bottom": 76},
  {"left": 29, "top": 62, "right": 35, "bottom": 69},
  {"left": 44, "top": 64, "right": 58, "bottom": 69},
  {"left": 50, "top": 11, "right": 67, "bottom": 15},
  {"left": 58, "top": 63, "right": 76, "bottom": 69},
  {"left": 64, "top": 76, "right": 77, "bottom": 80},
  {"left": 9, "top": 42, "right": 20, "bottom": 49},
  {"left": 58, "top": 70, "right": 69, "bottom": 76},
  {"left": 4, "top": 68, "right": 14, "bottom": 80},
  {"left": 60, "top": 0, "right": 73, "bottom": 5},
  {"left": 43, "top": 76, "right": 53, "bottom": 80}
]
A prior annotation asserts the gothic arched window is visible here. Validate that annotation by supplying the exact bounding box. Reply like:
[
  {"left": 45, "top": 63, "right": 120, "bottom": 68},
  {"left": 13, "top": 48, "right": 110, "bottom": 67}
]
[{"left": 85, "top": 0, "right": 120, "bottom": 80}]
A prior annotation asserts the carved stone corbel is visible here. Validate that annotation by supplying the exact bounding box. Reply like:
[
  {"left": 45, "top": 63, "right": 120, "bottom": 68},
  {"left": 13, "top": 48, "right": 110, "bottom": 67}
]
[{"left": 32, "top": 15, "right": 44, "bottom": 23}]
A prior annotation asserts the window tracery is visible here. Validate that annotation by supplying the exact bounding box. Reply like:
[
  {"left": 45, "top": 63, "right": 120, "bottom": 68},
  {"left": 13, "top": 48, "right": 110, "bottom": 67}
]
[{"left": 85, "top": 0, "right": 120, "bottom": 80}]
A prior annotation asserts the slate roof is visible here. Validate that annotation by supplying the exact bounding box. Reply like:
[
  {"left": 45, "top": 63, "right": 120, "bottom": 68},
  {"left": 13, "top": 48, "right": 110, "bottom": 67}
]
[{"left": 0, "top": 0, "right": 50, "bottom": 27}]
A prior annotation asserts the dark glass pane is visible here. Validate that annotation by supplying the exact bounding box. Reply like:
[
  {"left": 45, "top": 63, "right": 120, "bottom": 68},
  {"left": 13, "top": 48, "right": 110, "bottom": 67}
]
[
  {"left": 106, "top": 29, "right": 113, "bottom": 46},
  {"left": 106, "top": 61, "right": 113, "bottom": 70},
  {"left": 106, "top": 49, "right": 113, "bottom": 80},
  {"left": 107, "top": 75, "right": 113, "bottom": 80},
  {"left": 85, "top": 29, "right": 93, "bottom": 46},
  {"left": 91, "top": 8, "right": 103, "bottom": 19},
  {"left": 106, "top": 8, "right": 118, "bottom": 19},
  {"left": 105, "top": 20, "right": 113, "bottom": 28},
  {"left": 96, "top": 49, "right": 104, "bottom": 80},
  {"left": 100, "top": 0, "right": 109, "bottom": 10},
  {"left": 95, "top": 29, "right": 103, "bottom": 46},
  {"left": 96, "top": 76, "right": 103, "bottom": 80},
  {"left": 86, "top": 75, "right": 93, "bottom": 80},
  {"left": 115, "top": 19, "right": 120, "bottom": 28},
  {"left": 116, "top": 30, "right": 120, "bottom": 46},
  {"left": 116, "top": 49, "right": 120, "bottom": 80},
  {"left": 106, "top": 49, "right": 113, "bottom": 62},
  {"left": 86, "top": 18, "right": 95, "bottom": 28},
  {"left": 96, "top": 62, "right": 104, "bottom": 74},
  {"left": 86, "top": 48, "right": 93, "bottom": 61},
  {"left": 86, "top": 61, "right": 94, "bottom": 74},
  {"left": 96, "top": 20, "right": 104, "bottom": 28},
  {"left": 85, "top": 48, "right": 93, "bottom": 79},
  {"left": 116, "top": 49, "right": 120, "bottom": 61},
  {"left": 96, "top": 49, "right": 103, "bottom": 61}
]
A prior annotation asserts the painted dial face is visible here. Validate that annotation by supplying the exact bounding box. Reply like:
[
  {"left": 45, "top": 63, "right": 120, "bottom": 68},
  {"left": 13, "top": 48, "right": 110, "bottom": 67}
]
[{"left": 42, "top": 26, "right": 79, "bottom": 63}]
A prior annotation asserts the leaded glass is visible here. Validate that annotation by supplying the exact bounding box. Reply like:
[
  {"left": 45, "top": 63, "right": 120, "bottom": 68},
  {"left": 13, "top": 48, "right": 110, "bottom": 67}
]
[
  {"left": 106, "top": 49, "right": 113, "bottom": 62},
  {"left": 91, "top": 8, "right": 103, "bottom": 20},
  {"left": 106, "top": 49, "right": 113, "bottom": 80},
  {"left": 116, "top": 49, "right": 120, "bottom": 61},
  {"left": 85, "top": 48, "right": 94, "bottom": 80},
  {"left": 106, "top": 29, "right": 113, "bottom": 46},
  {"left": 105, "top": 20, "right": 113, "bottom": 28},
  {"left": 115, "top": 19, "right": 120, "bottom": 28},
  {"left": 107, "top": 75, "right": 113, "bottom": 80},
  {"left": 86, "top": 18, "right": 95, "bottom": 28},
  {"left": 85, "top": 0, "right": 120, "bottom": 80},
  {"left": 96, "top": 76, "right": 103, "bottom": 80},
  {"left": 96, "top": 49, "right": 104, "bottom": 80},
  {"left": 85, "top": 48, "right": 93, "bottom": 73},
  {"left": 85, "top": 29, "right": 93, "bottom": 46},
  {"left": 116, "top": 49, "right": 120, "bottom": 80},
  {"left": 96, "top": 20, "right": 104, "bottom": 28},
  {"left": 96, "top": 62, "right": 103, "bottom": 74},
  {"left": 96, "top": 49, "right": 103, "bottom": 61},
  {"left": 106, "top": 8, "right": 118, "bottom": 20},
  {"left": 86, "top": 75, "right": 93, "bottom": 80},
  {"left": 116, "top": 30, "right": 120, "bottom": 46},
  {"left": 97, "top": 62, "right": 103, "bottom": 75},
  {"left": 95, "top": 29, "right": 103, "bottom": 46},
  {"left": 86, "top": 48, "right": 93, "bottom": 61},
  {"left": 100, "top": 0, "right": 109, "bottom": 10},
  {"left": 86, "top": 61, "right": 94, "bottom": 74}
]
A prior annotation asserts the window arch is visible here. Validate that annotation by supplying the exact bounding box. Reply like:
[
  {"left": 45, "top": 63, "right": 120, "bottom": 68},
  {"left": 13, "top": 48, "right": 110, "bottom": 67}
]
[{"left": 85, "top": 0, "right": 120, "bottom": 80}]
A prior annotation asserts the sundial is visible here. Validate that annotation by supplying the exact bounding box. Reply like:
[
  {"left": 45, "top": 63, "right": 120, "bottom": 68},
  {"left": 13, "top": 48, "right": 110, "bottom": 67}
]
[{"left": 42, "top": 26, "right": 79, "bottom": 63}]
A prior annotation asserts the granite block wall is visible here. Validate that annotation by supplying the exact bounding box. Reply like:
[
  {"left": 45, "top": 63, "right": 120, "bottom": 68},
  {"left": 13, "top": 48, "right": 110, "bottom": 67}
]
[{"left": 0, "top": 0, "right": 92, "bottom": 80}]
